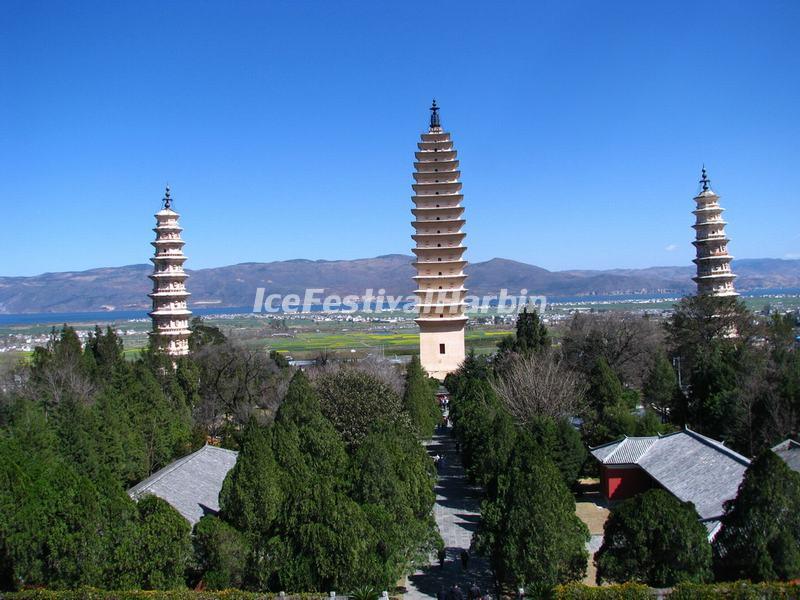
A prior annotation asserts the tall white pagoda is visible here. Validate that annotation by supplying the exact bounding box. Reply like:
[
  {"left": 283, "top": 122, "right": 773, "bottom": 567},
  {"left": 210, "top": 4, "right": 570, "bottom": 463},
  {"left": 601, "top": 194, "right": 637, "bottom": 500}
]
[
  {"left": 148, "top": 186, "right": 192, "bottom": 356},
  {"left": 692, "top": 167, "right": 738, "bottom": 297},
  {"left": 411, "top": 101, "right": 468, "bottom": 379}
]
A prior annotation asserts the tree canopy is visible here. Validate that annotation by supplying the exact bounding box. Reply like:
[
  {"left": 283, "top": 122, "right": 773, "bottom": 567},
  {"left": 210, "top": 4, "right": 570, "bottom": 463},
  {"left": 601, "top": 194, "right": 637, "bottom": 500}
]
[
  {"left": 713, "top": 450, "right": 800, "bottom": 582},
  {"left": 596, "top": 489, "right": 712, "bottom": 587}
]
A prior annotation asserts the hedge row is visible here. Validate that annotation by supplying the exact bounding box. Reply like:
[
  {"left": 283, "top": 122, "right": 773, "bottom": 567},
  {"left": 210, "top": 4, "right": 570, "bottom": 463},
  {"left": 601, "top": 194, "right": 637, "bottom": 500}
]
[
  {"left": 552, "top": 581, "right": 800, "bottom": 599},
  {"left": 668, "top": 582, "right": 800, "bottom": 599},
  {"left": 552, "top": 584, "right": 651, "bottom": 599},
  {"left": 4, "top": 583, "right": 800, "bottom": 600},
  {"left": 0, "top": 592, "right": 332, "bottom": 600}
]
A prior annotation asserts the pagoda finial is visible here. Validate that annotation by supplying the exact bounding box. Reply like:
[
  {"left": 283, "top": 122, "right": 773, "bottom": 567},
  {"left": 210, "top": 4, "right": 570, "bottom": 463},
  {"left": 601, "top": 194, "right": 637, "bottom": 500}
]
[
  {"left": 700, "top": 165, "right": 710, "bottom": 192},
  {"left": 429, "top": 99, "right": 441, "bottom": 129},
  {"left": 163, "top": 184, "right": 172, "bottom": 209}
]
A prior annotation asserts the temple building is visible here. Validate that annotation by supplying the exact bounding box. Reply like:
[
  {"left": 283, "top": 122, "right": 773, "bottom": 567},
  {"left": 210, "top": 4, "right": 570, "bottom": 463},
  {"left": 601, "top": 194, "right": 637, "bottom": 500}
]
[
  {"left": 692, "top": 167, "right": 738, "bottom": 297},
  {"left": 591, "top": 428, "right": 750, "bottom": 539},
  {"left": 148, "top": 186, "right": 192, "bottom": 357},
  {"left": 411, "top": 101, "right": 468, "bottom": 379}
]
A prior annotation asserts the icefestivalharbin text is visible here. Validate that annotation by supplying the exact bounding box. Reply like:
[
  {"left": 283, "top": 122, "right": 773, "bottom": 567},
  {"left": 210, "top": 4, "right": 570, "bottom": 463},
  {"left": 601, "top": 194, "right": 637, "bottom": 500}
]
[{"left": 252, "top": 288, "right": 546, "bottom": 315}]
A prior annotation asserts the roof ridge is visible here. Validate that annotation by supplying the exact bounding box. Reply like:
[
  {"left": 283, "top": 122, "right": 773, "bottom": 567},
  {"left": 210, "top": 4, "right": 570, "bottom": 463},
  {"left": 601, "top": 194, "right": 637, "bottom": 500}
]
[
  {"left": 681, "top": 428, "right": 751, "bottom": 466},
  {"left": 604, "top": 439, "right": 628, "bottom": 463},
  {"left": 128, "top": 444, "right": 217, "bottom": 495},
  {"left": 207, "top": 445, "right": 239, "bottom": 455},
  {"left": 588, "top": 436, "right": 627, "bottom": 452},
  {"left": 602, "top": 436, "right": 658, "bottom": 464},
  {"left": 772, "top": 438, "right": 800, "bottom": 451}
]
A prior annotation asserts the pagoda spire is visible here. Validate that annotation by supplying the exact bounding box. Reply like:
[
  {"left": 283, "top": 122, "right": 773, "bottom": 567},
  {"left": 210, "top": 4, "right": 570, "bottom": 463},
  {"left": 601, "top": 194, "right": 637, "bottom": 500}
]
[
  {"left": 148, "top": 187, "right": 192, "bottom": 357},
  {"left": 691, "top": 168, "right": 738, "bottom": 297},
  {"left": 411, "top": 102, "right": 467, "bottom": 379},
  {"left": 429, "top": 99, "right": 441, "bottom": 130},
  {"left": 700, "top": 165, "right": 710, "bottom": 192}
]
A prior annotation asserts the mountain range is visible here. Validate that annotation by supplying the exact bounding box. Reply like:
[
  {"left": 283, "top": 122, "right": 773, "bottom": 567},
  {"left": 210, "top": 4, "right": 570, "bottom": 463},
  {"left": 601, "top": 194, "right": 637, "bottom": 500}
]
[{"left": 1, "top": 255, "right": 799, "bottom": 314}]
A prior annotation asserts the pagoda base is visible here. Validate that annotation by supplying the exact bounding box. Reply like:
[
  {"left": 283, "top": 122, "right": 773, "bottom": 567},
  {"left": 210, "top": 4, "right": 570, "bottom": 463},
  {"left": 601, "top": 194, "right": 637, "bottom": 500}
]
[{"left": 419, "top": 323, "right": 466, "bottom": 380}]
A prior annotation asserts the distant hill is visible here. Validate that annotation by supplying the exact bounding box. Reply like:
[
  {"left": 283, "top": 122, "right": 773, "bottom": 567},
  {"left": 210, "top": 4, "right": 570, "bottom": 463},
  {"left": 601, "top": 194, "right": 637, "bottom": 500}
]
[{"left": 0, "top": 255, "right": 798, "bottom": 314}]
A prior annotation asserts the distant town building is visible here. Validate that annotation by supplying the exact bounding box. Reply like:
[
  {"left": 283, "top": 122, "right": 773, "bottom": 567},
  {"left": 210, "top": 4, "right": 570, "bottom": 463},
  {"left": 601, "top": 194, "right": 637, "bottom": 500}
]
[
  {"left": 411, "top": 101, "right": 468, "bottom": 379},
  {"left": 148, "top": 186, "right": 192, "bottom": 356},
  {"left": 590, "top": 428, "right": 751, "bottom": 538},
  {"left": 128, "top": 444, "right": 238, "bottom": 525},
  {"left": 692, "top": 167, "right": 738, "bottom": 297},
  {"left": 772, "top": 438, "right": 800, "bottom": 474}
]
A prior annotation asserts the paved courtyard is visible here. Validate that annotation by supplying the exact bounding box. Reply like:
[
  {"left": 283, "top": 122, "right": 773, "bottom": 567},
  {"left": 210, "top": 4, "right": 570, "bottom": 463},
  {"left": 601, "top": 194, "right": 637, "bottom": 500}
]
[{"left": 405, "top": 429, "right": 493, "bottom": 599}]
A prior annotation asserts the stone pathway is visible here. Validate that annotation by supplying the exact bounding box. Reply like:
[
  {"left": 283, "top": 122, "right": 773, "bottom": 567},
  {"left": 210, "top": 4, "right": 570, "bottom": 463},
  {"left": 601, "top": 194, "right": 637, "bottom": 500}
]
[{"left": 405, "top": 429, "right": 493, "bottom": 599}]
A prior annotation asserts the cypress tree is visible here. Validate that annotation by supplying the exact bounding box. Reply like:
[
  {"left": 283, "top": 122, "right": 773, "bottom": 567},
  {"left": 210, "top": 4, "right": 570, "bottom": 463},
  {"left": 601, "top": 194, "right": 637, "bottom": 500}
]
[
  {"left": 596, "top": 489, "right": 712, "bottom": 586},
  {"left": 402, "top": 356, "right": 440, "bottom": 437},
  {"left": 713, "top": 451, "right": 800, "bottom": 582}
]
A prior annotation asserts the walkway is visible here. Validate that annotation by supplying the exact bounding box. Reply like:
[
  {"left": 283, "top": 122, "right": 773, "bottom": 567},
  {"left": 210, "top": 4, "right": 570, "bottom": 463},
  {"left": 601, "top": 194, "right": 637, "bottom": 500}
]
[{"left": 405, "top": 429, "right": 493, "bottom": 599}]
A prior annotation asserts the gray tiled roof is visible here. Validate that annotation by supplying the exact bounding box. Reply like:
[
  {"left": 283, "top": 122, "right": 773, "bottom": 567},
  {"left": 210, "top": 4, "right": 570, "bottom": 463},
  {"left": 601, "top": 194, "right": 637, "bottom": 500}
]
[
  {"left": 591, "top": 429, "right": 750, "bottom": 521},
  {"left": 596, "top": 437, "right": 657, "bottom": 464},
  {"left": 128, "top": 445, "right": 239, "bottom": 526},
  {"left": 773, "top": 439, "right": 800, "bottom": 474}
]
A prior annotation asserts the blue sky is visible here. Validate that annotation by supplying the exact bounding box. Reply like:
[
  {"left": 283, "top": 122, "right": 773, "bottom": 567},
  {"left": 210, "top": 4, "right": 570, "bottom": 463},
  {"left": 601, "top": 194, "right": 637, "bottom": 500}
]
[{"left": 1, "top": 1, "right": 799, "bottom": 277}]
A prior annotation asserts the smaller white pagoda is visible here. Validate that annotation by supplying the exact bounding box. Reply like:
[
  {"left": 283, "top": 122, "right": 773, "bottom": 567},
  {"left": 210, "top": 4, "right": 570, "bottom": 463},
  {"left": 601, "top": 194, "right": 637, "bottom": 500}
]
[
  {"left": 692, "top": 167, "right": 738, "bottom": 297},
  {"left": 148, "top": 186, "right": 192, "bottom": 356}
]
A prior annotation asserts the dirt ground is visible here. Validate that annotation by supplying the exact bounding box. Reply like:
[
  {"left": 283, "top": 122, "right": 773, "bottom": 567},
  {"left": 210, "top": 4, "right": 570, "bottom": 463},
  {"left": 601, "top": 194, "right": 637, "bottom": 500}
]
[{"left": 574, "top": 478, "right": 610, "bottom": 586}]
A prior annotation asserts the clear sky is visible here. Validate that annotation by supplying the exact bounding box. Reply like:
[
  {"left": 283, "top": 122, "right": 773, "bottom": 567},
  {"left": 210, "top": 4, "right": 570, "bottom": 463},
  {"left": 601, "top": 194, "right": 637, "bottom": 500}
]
[{"left": 1, "top": 1, "right": 799, "bottom": 277}]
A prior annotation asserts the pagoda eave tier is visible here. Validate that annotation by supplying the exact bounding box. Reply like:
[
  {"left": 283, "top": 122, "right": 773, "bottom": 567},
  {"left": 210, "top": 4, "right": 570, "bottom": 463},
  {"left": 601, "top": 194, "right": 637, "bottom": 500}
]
[
  {"left": 413, "top": 274, "right": 468, "bottom": 281},
  {"left": 412, "top": 183, "right": 463, "bottom": 193},
  {"left": 417, "top": 140, "right": 454, "bottom": 150},
  {"left": 414, "top": 170, "right": 461, "bottom": 179},
  {"left": 412, "top": 246, "right": 467, "bottom": 255},
  {"left": 693, "top": 255, "right": 734, "bottom": 262},
  {"left": 149, "top": 311, "right": 193, "bottom": 318},
  {"left": 148, "top": 291, "right": 191, "bottom": 298},
  {"left": 151, "top": 258, "right": 189, "bottom": 265},
  {"left": 414, "top": 160, "right": 459, "bottom": 170},
  {"left": 412, "top": 259, "right": 468, "bottom": 268},
  {"left": 148, "top": 330, "right": 191, "bottom": 337},
  {"left": 412, "top": 206, "right": 464, "bottom": 215},
  {"left": 415, "top": 288, "right": 468, "bottom": 295},
  {"left": 415, "top": 151, "right": 457, "bottom": 161},
  {"left": 693, "top": 238, "right": 730, "bottom": 245},
  {"left": 693, "top": 273, "right": 738, "bottom": 280},
  {"left": 412, "top": 197, "right": 463, "bottom": 208},
  {"left": 411, "top": 219, "right": 466, "bottom": 228},
  {"left": 412, "top": 236, "right": 466, "bottom": 245},
  {"left": 415, "top": 316, "right": 468, "bottom": 326}
]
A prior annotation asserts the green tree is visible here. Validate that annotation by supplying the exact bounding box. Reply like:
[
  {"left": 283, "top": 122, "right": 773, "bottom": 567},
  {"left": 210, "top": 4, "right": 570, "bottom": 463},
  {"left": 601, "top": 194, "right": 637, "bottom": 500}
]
[
  {"left": 687, "top": 341, "right": 741, "bottom": 441},
  {"left": 134, "top": 495, "right": 192, "bottom": 589},
  {"left": 192, "top": 516, "right": 250, "bottom": 589},
  {"left": 315, "top": 369, "right": 404, "bottom": 447},
  {"left": 0, "top": 424, "right": 106, "bottom": 589},
  {"left": 583, "top": 357, "right": 637, "bottom": 446},
  {"left": 218, "top": 420, "right": 284, "bottom": 535},
  {"left": 84, "top": 325, "right": 125, "bottom": 381},
  {"left": 666, "top": 294, "right": 757, "bottom": 389},
  {"left": 402, "top": 356, "right": 440, "bottom": 437},
  {"left": 596, "top": 489, "right": 712, "bottom": 587},
  {"left": 643, "top": 352, "right": 678, "bottom": 416},
  {"left": 476, "top": 438, "right": 589, "bottom": 589},
  {"left": 351, "top": 422, "right": 439, "bottom": 576},
  {"left": 270, "top": 349, "right": 291, "bottom": 368},
  {"left": 524, "top": 417, "right": 587, "bottom": 488},
  {"left": 497, "top": 306, "right": 549, "bottom": 356},
  {"left": 189, "top": 317, "right": 227, "bottom": 352},
  {"left": 713, "top": 451, "right": 800, "bottom": 582}
]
